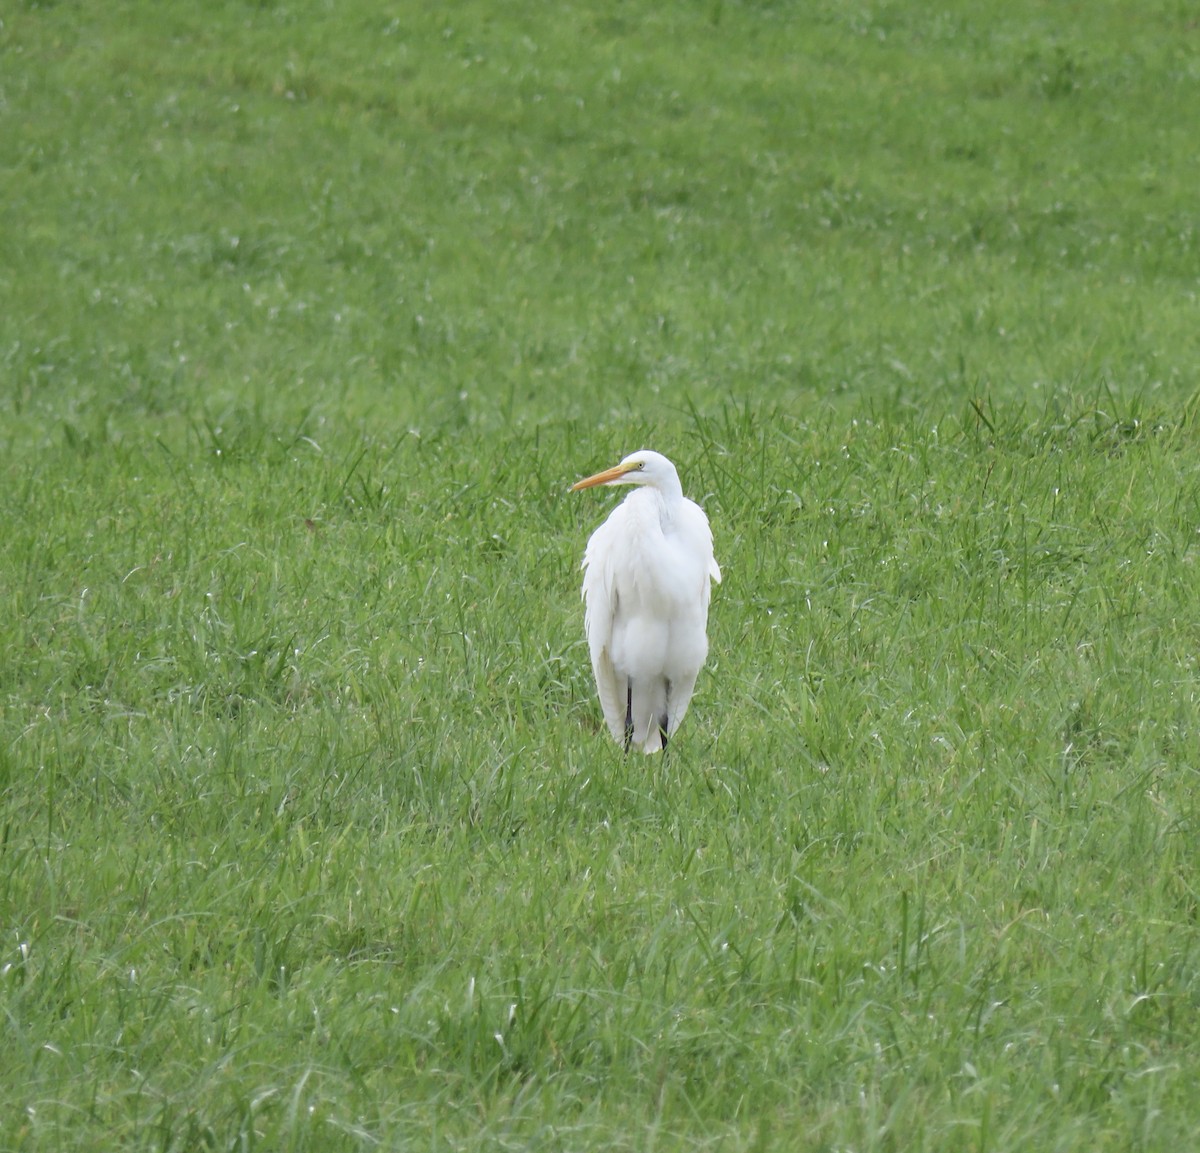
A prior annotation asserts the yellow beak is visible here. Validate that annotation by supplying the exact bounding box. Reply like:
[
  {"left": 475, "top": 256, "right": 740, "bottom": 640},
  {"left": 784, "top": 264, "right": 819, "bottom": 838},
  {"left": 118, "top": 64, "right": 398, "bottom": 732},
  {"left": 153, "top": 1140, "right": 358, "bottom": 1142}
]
[{"left": 570, "top": 462, "right": 639, "bottom": 491}]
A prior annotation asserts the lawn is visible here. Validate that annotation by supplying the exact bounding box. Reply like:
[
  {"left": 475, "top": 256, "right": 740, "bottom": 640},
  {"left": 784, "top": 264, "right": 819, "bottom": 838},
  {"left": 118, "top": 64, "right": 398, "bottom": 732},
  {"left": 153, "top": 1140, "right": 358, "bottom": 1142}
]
[{"left": 2, "top": 1, "right": 1199, "bottom": 1149}]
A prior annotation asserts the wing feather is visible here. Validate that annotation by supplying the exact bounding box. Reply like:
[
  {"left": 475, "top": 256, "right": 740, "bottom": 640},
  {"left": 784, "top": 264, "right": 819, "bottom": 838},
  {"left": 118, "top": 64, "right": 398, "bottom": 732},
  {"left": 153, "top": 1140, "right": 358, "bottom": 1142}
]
[{"left": 580, "top": 515, "right": 629, "bottom": 742}]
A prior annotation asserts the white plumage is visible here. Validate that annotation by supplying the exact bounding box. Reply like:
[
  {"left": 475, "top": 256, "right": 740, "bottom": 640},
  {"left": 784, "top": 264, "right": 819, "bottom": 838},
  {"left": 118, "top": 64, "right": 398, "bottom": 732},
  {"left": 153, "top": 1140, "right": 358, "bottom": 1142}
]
[{"left": 571, "top": 450, "right": 721, "bottom": 753}]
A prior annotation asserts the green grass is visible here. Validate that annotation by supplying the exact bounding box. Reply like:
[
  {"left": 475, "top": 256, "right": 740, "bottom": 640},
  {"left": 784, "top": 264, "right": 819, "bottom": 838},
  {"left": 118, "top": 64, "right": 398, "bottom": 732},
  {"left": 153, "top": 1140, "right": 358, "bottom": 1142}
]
[{"left": 3, "top": 1, "right": 1200, "bottom": 1149}]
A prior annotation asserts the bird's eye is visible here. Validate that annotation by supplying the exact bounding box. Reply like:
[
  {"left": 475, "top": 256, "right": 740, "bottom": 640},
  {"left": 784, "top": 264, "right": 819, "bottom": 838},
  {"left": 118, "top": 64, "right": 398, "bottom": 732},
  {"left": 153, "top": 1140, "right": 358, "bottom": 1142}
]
[{"left": 636, "top": 461, "right": 645, "bottom": 470}]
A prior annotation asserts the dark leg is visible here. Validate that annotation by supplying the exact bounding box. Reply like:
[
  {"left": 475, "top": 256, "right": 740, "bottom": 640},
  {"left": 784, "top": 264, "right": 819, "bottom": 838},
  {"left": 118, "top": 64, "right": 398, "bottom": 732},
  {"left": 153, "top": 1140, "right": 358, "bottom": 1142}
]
[
  {"left": 624, "top": 680, "right": 634, "bottom": 752},
  {"left": 658, "top": 680, "right": 671, "bottom": 752}
]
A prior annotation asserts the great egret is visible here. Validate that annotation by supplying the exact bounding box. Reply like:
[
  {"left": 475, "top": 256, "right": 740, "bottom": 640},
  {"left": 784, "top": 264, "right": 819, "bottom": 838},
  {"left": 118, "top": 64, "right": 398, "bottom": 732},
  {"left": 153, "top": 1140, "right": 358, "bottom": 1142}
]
[{"left": 570, "top": 450, "right": 721, "bottom": 753}]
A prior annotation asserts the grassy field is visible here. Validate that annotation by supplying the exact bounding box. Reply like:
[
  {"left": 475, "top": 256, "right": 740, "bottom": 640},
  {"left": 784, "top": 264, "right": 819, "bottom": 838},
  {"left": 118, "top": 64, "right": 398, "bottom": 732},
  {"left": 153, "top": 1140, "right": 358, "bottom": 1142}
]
[{"left": 3, "top": 1, "right": 1200, "bottom": 1149}]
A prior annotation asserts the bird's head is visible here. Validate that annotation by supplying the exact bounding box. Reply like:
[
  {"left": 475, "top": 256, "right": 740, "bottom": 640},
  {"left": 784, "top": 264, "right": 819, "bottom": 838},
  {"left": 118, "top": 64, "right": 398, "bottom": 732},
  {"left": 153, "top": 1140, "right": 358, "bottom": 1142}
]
[{"left": 570, "top": 450, "right": 679, "bottom": 492}]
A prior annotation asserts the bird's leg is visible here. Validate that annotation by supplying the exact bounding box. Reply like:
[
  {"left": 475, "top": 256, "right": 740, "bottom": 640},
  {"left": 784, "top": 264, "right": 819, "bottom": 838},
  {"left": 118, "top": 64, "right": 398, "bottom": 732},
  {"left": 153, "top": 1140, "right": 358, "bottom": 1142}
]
[
  {"left": 658, "top": 679, "right": 671, "bottom": 753},
  {"left": 624, "top": 680, "right": 635, "bottom": 752}
]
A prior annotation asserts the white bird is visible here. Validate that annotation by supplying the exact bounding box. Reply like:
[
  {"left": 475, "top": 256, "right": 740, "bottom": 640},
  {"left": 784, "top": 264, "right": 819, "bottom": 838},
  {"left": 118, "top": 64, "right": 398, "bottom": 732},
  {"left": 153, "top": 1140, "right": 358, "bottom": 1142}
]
[{"left": 571, "top": 450, "right": 721, "bottom": 753}]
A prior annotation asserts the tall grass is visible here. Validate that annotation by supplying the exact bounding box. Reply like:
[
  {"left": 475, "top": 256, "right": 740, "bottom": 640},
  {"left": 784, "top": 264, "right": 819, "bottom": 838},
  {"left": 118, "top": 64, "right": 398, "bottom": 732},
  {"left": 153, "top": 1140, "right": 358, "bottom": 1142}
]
[{"left": 3, "top": 1, "right": 1199, "bottom": 1149}]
